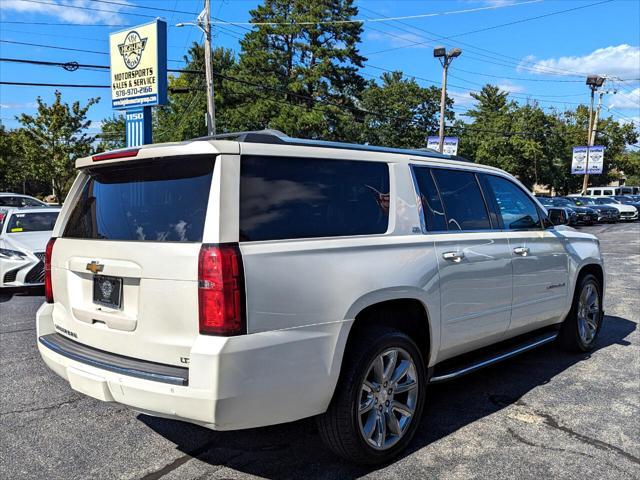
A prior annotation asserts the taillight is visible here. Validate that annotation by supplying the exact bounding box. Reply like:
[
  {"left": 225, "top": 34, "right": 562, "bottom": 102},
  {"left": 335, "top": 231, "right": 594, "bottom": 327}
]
[
  {"left": 44, "top": 237, "right": 56, "bottom": 303},
  {"left": 198, "top": 244, "right": 246, "bottom": 336}
]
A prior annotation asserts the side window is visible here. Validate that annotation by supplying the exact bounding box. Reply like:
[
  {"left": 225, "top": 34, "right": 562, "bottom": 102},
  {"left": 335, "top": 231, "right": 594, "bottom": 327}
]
[
  {"left": 412, "top": 167, "right": 447, "bottom": 231},
  {"left": 239, "top": 156, "right": 390, "bottom": 241},
  {"left": 485, "top": 175, "right": 542, "bottom": 230},
  {"left": 430, "top": 169, "right": 492, "bottom": 231},
  {"left": 593, "top": 189, "right": 601, "bottom": 195}
]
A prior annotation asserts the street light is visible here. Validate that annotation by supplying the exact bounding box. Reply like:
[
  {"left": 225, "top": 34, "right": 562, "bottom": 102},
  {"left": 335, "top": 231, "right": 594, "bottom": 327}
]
[
  {"left": 176, "top": 0, "right": 216, "bottom": 136},
  {"left": 434, "top": 46, "right": 462, "bottom": 153}
]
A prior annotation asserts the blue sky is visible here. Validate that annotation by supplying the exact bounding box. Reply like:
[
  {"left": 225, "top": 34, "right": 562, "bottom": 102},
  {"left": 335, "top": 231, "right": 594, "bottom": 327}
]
[{"left": 1, "top": 0, "right": 639, "bottom": 137}]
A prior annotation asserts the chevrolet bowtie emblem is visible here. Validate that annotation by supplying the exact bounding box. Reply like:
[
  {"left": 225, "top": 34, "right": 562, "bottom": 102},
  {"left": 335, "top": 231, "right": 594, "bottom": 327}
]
[{"left": 86, "top": 261, "right": 104, "bottom": 274}]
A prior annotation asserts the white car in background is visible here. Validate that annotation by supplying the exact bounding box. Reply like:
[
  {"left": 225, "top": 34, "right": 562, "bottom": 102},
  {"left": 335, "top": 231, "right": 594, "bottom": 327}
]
[
  {"left": 0, "top": 207, "right": 60, "bottom": 288},
  {"left": 590, "top": 197, "right": 638, "bottom": 221},
  {"left": 0, "top": 192, "right": 48, "bottom": 208}
]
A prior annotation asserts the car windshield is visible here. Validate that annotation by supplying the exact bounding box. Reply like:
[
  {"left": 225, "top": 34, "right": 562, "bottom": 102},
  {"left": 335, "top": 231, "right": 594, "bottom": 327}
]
[
  {"left": 6, "top": 211, "right": 59, "bottom": 233},
  {"left": 573, "top": 197, "right": 596, "bottom": 206},
  {"left": 552, "top": 198, "right": 572, "bottom": 207}
]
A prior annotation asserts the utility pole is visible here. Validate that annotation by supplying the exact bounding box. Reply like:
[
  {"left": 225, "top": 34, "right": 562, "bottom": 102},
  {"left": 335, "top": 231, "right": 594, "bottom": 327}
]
[
  {"left": 433, "top": 46, "right": 461, "bottom": 153},
  {"left": 202, "top": 0, "right": 216, "bottom": 136},
  {"left": 581, "top": 75, "right": 605, "bottom": 194},
  {"left": 177, "top": 0, "right": 216, "bottom": 136},
  {"left": 582, "top": 90, "right": 604, "bottom": 194}
]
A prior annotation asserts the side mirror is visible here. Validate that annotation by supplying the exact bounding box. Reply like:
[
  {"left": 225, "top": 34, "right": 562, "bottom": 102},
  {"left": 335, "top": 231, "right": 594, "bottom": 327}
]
[{"left": 547, "top": 207, "right": 569, "bottom": 226}]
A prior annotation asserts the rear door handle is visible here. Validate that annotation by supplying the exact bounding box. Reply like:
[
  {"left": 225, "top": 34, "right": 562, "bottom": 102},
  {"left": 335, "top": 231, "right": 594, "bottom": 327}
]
[
  {"left": 513, "top": 247, "right": 530, "bottom": 256},
  {"left": 442, "top": 251, "right": 464, "bottom": 262}
]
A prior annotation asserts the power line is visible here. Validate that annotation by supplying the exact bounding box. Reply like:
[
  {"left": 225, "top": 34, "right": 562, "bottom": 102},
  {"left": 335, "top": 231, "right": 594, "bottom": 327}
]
[
  {"left": 359, "top": 3, "right": 615, "bottom": 80},
  {"left": 0, "top": 40, "right": 187, "bottom": 64},
  {"left": 0, "top": 57, "right": 203, "bottom": 74},
  {"left": 1, "top": 81, "right": 110, "bottom": 88},
  {"left": 363, "top": 0, "right": 612, "bottom": 60}
]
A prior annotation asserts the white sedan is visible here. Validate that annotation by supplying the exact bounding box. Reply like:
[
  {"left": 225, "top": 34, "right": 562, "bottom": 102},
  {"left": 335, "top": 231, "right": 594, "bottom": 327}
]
[
  {"left": 591, "top": 197, "right": 638, "bottom": 221},
  {"left": 0, "top": 207, "right": 60, "bottom": 288}
]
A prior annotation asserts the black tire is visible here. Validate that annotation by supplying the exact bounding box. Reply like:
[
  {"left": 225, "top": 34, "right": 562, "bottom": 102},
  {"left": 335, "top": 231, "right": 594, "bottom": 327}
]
[
  {"left": 317, "top": 326, "right": 427, "bottom": 465},
  {"left": 557, "top": 273, "right": 603, "bottom": 352}
]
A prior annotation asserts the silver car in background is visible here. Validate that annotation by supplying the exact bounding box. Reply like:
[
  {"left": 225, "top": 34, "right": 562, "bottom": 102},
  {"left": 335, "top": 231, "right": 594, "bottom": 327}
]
[{"left": 0, "top": 207, "right": 60, "bottom": 288}]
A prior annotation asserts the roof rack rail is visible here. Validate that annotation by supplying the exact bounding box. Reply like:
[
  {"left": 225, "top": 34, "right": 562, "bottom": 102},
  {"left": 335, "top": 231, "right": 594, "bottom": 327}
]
[{"left": 197, "top": 129, "right": 469, "bottom": 161}]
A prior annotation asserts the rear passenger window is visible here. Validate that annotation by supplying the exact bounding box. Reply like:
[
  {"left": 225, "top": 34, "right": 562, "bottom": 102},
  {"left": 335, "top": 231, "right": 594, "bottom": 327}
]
[
  {"left": 485, "top": 175, "right": 541, "bottom": 230},
  {"left": 412, "top": 167, "right": 447, "bottom": 231},
  {"left": 430, "top": 169, "right": 492, "bottom": 231},
  {"left": 240, "top": 156, "right": 390, "bottom": 241}
]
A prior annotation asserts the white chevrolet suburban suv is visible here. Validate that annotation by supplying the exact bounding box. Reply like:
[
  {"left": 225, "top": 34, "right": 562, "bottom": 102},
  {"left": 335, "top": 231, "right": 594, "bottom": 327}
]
[{"left": 37, "top": 130, "right": 605, "bottom": 464}]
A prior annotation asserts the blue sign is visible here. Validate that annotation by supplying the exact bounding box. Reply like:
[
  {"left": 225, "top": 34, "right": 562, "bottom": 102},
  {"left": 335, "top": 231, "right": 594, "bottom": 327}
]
[{"left": 125, "top": 107, "right": 152, "bottom": 147}]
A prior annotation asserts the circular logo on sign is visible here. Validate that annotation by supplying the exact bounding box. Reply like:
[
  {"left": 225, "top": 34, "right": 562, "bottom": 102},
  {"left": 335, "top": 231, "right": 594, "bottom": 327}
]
[
  {"left": 100, "top": 280, "right": 114, "bottom": 300},
  {"left": 117, "top": 31, "right": 147, "bottom": 70}
]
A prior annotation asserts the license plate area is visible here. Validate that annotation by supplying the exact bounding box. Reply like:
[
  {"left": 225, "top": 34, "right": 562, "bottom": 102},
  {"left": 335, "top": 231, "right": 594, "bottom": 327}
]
[{"left": 93, "top": 275, "right": 123, "bottom": 309}]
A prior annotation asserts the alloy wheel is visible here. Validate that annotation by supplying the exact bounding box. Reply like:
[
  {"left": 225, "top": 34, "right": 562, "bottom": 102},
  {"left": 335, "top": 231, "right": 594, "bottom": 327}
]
[
  {"left": 577, "top": 282, "right": 600, "bottom": 344},
  {"left": 357, "top": 348, "right": 419, "bottom": 450}
]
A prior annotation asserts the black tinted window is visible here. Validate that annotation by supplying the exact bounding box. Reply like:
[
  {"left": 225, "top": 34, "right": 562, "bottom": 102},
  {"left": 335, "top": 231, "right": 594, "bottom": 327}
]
[
  {"left": 240, "top": 156, "right": 389, "bottom": 241},
  {"left": 431, "top": 169, "right": 491, "bottom": 231},
  {"left": 7, "top": 212, "right": 58, "bottom": 233},
  {"left": 63, "top": 156, "right": 214, "bottom": 242},
  {"left": 412, "top": 167, "right": 447, "bottom": 231},
  {"left": 485, "top": 175, "right": 541, "bottom": 230}
]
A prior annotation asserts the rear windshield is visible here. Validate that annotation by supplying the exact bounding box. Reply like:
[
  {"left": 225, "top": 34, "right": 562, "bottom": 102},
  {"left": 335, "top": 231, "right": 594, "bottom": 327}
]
[
  {"left": 6, "top": 211, "right": 59, "bottom": 233},
  {"left": 63, "top": 156, "right": 214, "bottom": 242}
]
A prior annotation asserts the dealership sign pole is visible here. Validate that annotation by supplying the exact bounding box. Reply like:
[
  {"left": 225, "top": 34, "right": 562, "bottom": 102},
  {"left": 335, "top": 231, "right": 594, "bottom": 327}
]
[{"left": 109, "top": 20, "right": 167, "bottom": 147}]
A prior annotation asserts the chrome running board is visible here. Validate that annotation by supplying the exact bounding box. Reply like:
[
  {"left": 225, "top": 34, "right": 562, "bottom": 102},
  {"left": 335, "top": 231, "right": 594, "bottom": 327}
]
[{"left": 429, "top": 332, "right": 558, "bottom": 384}]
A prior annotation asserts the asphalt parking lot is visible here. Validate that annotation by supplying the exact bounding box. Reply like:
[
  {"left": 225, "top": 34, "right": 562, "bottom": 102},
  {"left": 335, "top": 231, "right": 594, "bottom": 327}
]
[{"left": 1, "top": 222, "right": 638, "bottom": 480}]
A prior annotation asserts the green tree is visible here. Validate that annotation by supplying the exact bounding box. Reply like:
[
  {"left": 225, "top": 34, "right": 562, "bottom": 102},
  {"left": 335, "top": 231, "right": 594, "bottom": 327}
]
[
  {"left": 359, "top": 71, "right": 452, "bottom": 148},
  {"left": 226, "top": 0, "right": 366, "bottom": 140},
  {"left": 96, "top": 113, "right": 125, "bottom": 151},
  {"left": 558, "top": 106, "right": 638, "bottom": 193},
  {"left": 18, "top": 91, "right": 98, "bottom": 200},
  {"left": 155, "top": 43, "right": 237, "bottom": 142},
  {"left": 0, "top": 124, "right": 35, "bottom": 192}
]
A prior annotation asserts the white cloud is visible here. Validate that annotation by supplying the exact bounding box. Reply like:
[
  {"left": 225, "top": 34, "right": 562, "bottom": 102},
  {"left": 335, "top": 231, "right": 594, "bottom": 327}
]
[
  {"left": 449, "top": 90, "right": 476, "bottom": 106},
  {"left": 481, "top": 0, "right": 519, "bottom": 5},
  {"left": 496, "top": 81, "right": 525, "bottom": 94},
  {"left": 608, "top": 88, "right": 640, "bottom": 110},
  {"left": 0, "top": 102, "right": 37, "bottom": 110},
  {"left": 519, "top": 45, "right": 640, "bottom": 79},
  {"left": 2, "top": 0, "right": 130, "bottom": 25}
]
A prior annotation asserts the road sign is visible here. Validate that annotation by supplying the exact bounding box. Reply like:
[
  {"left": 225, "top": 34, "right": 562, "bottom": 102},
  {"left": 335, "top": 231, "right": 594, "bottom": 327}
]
[
  {"left": 572, "top": 146, "right": 604, "bottom": 175},
  {"left": 109, "top": 20, "right": 167, "bottom": 110},
  {"left": 427, "top": 136, "right": 459, "bottom": 155}
]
